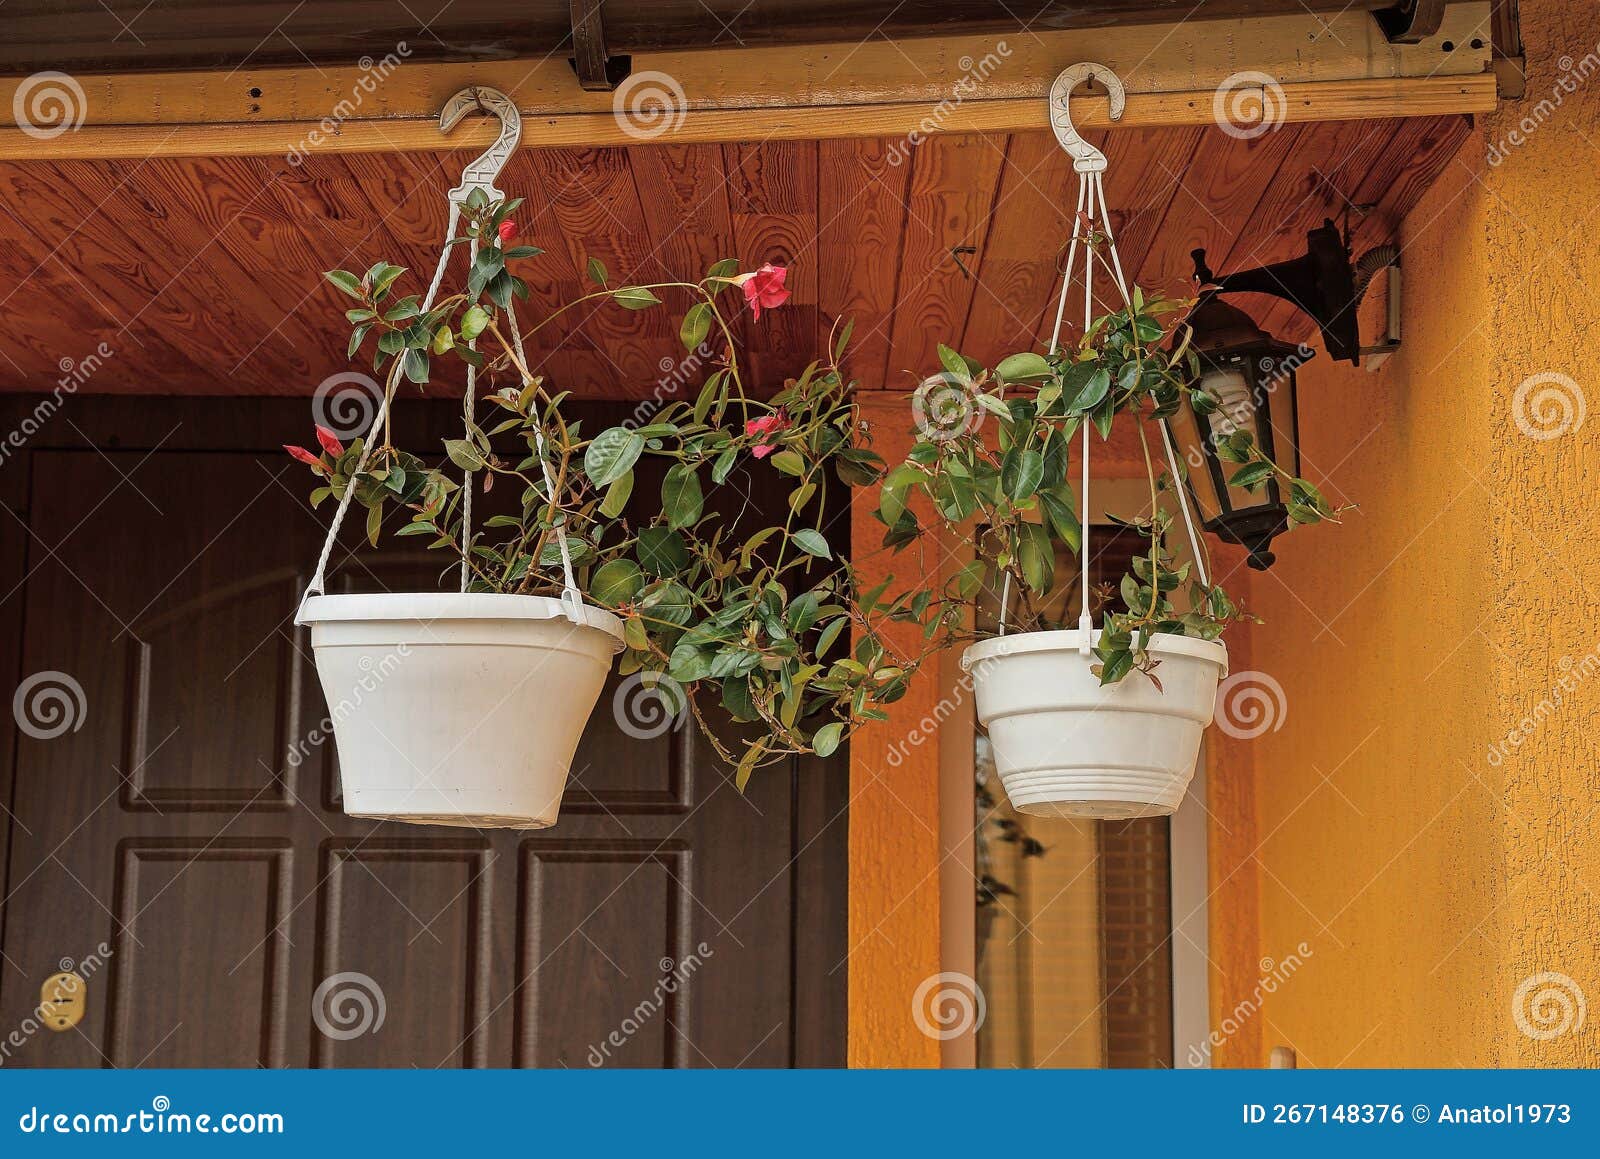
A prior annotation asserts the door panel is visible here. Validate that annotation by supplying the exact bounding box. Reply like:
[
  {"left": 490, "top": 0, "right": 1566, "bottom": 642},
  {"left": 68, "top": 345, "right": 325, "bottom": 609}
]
[{"left": 0, "top": 430, "right": 844, "bottom": 1068}]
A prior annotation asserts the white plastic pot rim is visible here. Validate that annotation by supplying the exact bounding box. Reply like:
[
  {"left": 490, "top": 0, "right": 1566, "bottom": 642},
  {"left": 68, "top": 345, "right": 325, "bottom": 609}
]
[
  {"left": 961, "top": 627, "right": 1227, "bottom": 675},
  {"left": 296, "top": 591, "right": 625, "bottom": 646}
]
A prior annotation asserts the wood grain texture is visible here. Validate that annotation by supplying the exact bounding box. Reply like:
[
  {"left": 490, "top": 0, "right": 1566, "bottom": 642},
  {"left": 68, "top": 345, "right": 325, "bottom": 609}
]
[{"left": 0, "top": 118, "right": 1473, "bottom": 403}]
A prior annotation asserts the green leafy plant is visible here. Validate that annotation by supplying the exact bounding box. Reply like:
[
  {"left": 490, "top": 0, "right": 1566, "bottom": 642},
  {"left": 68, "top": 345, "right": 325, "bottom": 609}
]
[
  {"left": 879, "top": 270, "right": 1343, "bottom": 686},
  {"left": 290, "top": 191, "right": 941, "bottom": 785}
]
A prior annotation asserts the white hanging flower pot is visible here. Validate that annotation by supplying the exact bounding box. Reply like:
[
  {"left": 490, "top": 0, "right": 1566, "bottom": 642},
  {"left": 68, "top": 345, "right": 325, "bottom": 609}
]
[
  {"left": 964, "top": 630, "right": 1227, "bottom": 820},
  {"left": 298, "top": 593, "right": 624, "bottom": 828}
]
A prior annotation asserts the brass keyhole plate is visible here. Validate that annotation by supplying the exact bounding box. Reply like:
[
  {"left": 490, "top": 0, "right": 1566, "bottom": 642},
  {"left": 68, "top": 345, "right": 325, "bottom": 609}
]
[{"left": 40, "top": 971, "right": 86, "bottom": 1031}]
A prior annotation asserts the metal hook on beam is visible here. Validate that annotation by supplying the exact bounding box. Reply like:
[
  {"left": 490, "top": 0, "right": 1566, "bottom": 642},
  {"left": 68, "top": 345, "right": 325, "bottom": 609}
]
[
  {"left": 437, "top": 85, "right": 522, "bottom": 207},
  {"left": 1048, "top": 62, "right": 1125, "bottom": 174}
]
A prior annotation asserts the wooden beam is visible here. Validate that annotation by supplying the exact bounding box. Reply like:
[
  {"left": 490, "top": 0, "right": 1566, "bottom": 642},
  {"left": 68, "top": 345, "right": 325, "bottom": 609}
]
[
  {"left": 0, "top": 75, "right": 1496, "bottom": 162},
  {"left": 0, "top": 5, "right": 1495, "bottom": 160}
]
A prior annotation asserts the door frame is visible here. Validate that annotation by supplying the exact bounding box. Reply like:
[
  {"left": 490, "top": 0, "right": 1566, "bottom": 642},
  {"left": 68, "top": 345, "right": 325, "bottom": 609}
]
[{"left": 937, "top": 477, "right": 1213, "bottom": 1067}]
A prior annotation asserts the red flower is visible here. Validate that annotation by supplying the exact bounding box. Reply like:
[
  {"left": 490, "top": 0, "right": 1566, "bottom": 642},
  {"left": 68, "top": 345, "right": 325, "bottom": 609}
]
[
  {"left": 315, "top": 425, "right": 344, "bottom": 457},
  {"left": 745, "top": 411, "right": 790, "bottom": 459},
  {"left": 284, "top": 444, "right": 321, "bottom": 467},
  {"left": 498, "top": 220, "right": 519, "bottom": 245},
  {"left": 739, "top": 264, "right": 790, "bottom": 320}
]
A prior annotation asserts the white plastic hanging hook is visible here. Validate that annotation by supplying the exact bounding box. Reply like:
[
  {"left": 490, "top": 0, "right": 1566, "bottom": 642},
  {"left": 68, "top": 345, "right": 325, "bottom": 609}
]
[
  {"left": 1049, "top": 63, "right": 1126, "bottom": 173},
  {"left": 438, "top": 86, "right": 523, "bottom": 207}
]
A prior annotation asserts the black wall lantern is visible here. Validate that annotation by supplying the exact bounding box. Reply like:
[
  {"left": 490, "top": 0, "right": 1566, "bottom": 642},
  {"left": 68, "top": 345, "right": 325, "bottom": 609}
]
[{"left": 1165, "top": 219, "right": 1364, "bottom": 570}]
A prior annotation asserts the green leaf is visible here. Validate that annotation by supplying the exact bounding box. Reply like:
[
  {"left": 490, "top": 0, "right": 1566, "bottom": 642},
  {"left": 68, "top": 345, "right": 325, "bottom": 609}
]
[
  {"left": 1001, "top": 448, "right": 1045, "bottom": 501},
  {"left": 996, "top": 352, "right": 1052, "bottom": 382},
  {"left": 365, "top": 500, "right": 383, "bottom": 547},
  {"left": 1018, "top": 522, "right": 1055, "bottom": 594},
  {"left": 443, "top": 439, "right": 485, "bottom": 471},
  {"left": 637, "top": 527, "right": 690, "bottom": 576},
  {"left": 431, "top": 326, "right": 454, "bottom": 355},
  {"left": 584, "top": 427, "right": 645, "bottom": 487},
  {"left": 460, "top": 305, "right": 490, "bottom": 340},
  {"left": 1038, "top": 489, "right": 1082, "bottom": 552},
  {"left": 402, "top": 349, "right": 430, "bottom": 384},
  {"left": 734, "top": 742, "right": 766, "bottom": 793},
  {"left": 1067, "top": 366, "right": 1111, "bottom": 412},
  {"left": 812, "top": 722, "right": 844, "bottom": 758},
  {"left": 586, "top": 256, "right": 609, "bottom": 286},
  {"left": 832, "top": 317, "right": 855, "bottom": 361},
  {"left": 1229, "top": 461, "right": 1275, "bottom": 491},
  {"left": 769, "top": 450, "right": 806, "bottom": 477},
  {"left": 815, "top": 617, "right": 848, "bottom": 658},
  {"left": 711, "top": 446, "right": 739, "bottom": 485},
  {"left": 1096, "top": 647, "right": 1135, "bottom": 685},
  {"left": 791, "top": 529, "right": 832, "bottom": 559},
  {"left": 598, "top": 470, "right": 634, "bottom": 518},
  {"left": 706, "top": 257, "right": 741, "bottom": 281},
  {"left": 591, "top": 559, "right": 645, "bottom": 605},
  {"left": 878, "top": 463, "right": 923, "bottom": 527},
  {"left": 661, "top": 463, "right": 704, "bottom": 529},
  {"left": 325, "top": 269, "right": 364, "bottom": 299},
  {"left": 937, "top": 344, "right": 971, "bottom": 381},
  {"left": 613, "top": 286, "right": 663, "bottom": 310},
  {"left": 679, "top": 302, "right": 713, "bottom": 352}
]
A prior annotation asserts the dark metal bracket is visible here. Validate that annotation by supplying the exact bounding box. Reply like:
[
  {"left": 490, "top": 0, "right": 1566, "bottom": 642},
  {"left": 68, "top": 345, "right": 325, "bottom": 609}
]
[
  {"left": 1372, "top": 0, "right": 1447, "bottom": 44},
  {"left": 569, "top": 0, "right": 632, "bottom": 91}
]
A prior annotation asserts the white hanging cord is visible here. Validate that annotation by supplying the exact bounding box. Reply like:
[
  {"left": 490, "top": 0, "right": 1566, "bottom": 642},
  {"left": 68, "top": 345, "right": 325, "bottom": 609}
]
[
  {"left": 300, "top": 204, "right": 462, "bottom": 610},
  {"left": 1024, "top": 64, "right": 1210, "bottom": 656},
  {"left": 460, "top": 230, "right": 478, "bottom": 594},
  {"left": 503, "top": 300, "right": 585, "bottom": 623}
]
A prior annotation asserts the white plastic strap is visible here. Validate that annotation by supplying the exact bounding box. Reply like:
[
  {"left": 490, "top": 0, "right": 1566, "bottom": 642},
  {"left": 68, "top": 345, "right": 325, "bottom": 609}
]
[
  {"left": 503, "top": 300, "right": 584, "bottom": 624},
  {"left": 1023, "top": 64, "right": 1209, "bottom": 655},
  {"left": 299, "top": 204, "right": 463, "bottom": 614}
]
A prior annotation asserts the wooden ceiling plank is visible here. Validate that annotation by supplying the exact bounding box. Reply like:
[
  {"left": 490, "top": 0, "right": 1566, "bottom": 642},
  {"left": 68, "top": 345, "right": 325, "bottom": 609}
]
[
  {"left": 1028, "top": 125, "right": 1207, "bottom": 351},
  {"left": 6, "top": 158, "right": 274, "bottom": 388},
  {"left": 883, "top": 133, "right": 1008, "bottom": 393},
  {"left": 525, "top": 145, "right": 675, "bottom": 395},
  {"left": 723, "top": 139, "right": 819, "bottom": 389},
  {"left": 1257, "top": 114, "right": 1472, "bottom": 341},
  {"left": 817, "top": 137, "right": 912, "bottom": 388},
  {"left": 629, "top": 141, "right": 748, "bottom": 391},
  {"left": 1129, "top": 123, "right": 1304, "bottom": 305},
  {"left": 959, "top": 130, "right": 1089, "bottom": 368}
]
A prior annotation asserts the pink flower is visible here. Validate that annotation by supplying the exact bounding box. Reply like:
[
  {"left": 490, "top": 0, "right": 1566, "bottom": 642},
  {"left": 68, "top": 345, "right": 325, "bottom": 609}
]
[
  {"left": 498, "top": 220, "right": 519, "bottom": 244},
  {"left": 745, "top": 411, "right": 790, "bottom": 459},
  {"left": 738, "top": 264, "right": 790, "bottom": 320},
  {"left": 315, "top": 425, "right": 344, "bottom": 457},
  {"left": 284, "top": 444, "right": 321, "bottom": 467}
]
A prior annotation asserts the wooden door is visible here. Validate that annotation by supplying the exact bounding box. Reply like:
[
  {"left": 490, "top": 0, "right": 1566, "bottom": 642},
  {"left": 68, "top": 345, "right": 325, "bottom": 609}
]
[{"left": 0, "top": 401, "right": 845, "bottom": 1068}]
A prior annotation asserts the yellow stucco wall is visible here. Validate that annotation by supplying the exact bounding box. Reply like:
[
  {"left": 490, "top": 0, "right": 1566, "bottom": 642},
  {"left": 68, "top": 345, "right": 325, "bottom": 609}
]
[{"left": 1230, "top": 0, "right": 1600, "bottom": 1066}]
